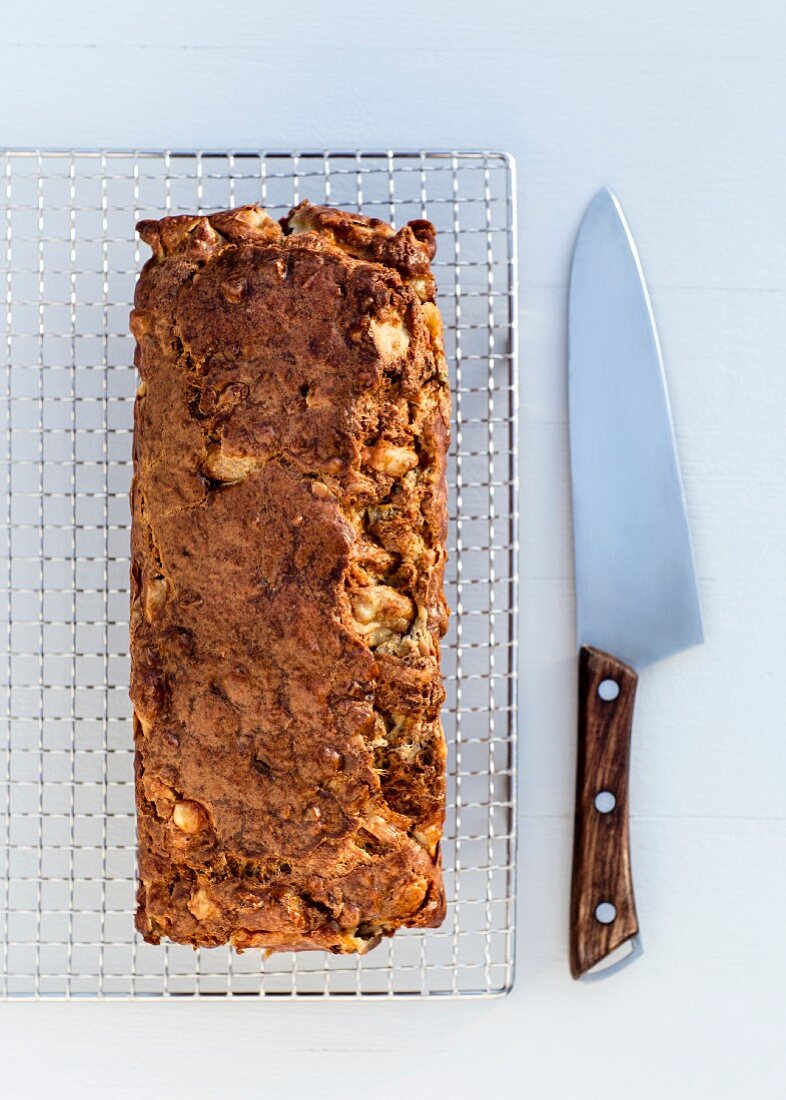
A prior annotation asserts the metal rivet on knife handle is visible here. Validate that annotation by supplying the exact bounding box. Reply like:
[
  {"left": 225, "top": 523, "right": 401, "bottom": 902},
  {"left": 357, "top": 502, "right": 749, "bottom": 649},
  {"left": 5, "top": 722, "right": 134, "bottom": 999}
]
[{"left": 569, "top": 646, "right": 639, "bottom": 980}]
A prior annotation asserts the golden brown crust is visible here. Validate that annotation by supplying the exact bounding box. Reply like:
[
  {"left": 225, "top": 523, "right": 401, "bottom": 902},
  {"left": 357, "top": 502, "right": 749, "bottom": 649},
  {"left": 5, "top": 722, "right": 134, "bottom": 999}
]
[{"left": 130, "top": 202, "right": 450, "bottom": 953}]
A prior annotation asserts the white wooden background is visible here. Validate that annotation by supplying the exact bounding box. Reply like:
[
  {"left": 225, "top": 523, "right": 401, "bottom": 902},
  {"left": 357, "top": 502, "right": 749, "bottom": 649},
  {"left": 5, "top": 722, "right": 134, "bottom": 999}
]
[{"left": 2, "top": 1, "right": 785, "bottom": 1096}]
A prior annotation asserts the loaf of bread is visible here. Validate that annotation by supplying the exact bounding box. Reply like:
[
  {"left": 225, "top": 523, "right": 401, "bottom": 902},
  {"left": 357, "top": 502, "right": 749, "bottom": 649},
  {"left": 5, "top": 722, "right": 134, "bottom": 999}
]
[{"left": 129, "top": 202, "right": 450, "bottom": 953}]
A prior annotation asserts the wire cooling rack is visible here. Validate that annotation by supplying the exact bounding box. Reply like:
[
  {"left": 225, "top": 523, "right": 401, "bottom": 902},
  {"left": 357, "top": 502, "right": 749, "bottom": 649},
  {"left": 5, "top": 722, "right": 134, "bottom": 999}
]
[{"left": 0, "top": 150, "right": 518, "bottom": 998}]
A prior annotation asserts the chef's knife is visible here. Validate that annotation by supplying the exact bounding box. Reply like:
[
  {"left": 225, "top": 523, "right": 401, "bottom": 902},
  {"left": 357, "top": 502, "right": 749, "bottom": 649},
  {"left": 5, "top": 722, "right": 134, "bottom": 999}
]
[{"left": 568, "top": 189, "right": 703, "bottom": 979}]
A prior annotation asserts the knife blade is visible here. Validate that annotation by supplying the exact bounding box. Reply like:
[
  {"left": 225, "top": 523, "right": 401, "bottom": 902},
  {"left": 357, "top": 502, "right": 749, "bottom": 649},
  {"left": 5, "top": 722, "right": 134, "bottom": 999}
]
[{"left": 567, "top": 189, "right": 703, "bottom": 979}]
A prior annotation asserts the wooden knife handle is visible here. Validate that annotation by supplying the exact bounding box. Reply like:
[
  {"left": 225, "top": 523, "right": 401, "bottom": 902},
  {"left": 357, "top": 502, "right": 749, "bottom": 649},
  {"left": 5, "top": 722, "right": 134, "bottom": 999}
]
[{"left": 570, "top": 645, "right": 639, "bottom": 978}]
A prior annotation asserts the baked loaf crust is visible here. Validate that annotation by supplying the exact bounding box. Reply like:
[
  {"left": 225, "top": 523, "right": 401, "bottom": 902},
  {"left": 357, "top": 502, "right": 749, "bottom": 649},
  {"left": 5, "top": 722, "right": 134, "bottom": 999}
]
[{"left": 130, "top": 201, "right": 450, "bottom": 953}]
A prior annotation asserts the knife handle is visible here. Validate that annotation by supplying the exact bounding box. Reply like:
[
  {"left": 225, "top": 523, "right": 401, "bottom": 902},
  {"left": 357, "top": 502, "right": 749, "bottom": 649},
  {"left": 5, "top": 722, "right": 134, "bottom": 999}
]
[{"left": 570, "top": 645, "right": 639, "bottom": 978}]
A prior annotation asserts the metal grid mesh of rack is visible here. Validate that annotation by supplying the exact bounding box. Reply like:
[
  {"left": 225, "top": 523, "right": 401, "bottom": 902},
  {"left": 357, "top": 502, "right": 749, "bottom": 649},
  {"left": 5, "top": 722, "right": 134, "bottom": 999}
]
[{"left": 0, "top": 150, "right": 518, "bottom": 998}]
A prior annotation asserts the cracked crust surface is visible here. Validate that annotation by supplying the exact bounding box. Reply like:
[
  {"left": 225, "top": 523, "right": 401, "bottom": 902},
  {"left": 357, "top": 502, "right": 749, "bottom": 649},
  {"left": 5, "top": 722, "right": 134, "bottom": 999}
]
[{"left": 130, "top": 202, "right": 450, "bottom": 953}]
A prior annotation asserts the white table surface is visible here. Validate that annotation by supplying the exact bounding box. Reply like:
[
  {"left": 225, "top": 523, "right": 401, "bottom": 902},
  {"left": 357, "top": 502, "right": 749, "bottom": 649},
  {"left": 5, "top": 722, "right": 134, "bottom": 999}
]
[{"left": 2, "top": 1, "right": 785, "bottom": 1096}]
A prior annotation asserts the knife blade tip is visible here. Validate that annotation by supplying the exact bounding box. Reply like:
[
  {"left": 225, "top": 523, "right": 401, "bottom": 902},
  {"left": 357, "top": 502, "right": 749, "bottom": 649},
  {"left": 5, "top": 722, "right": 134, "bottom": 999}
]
[{"left": 589, "top": 186, "right": 620, "bottom": 215}]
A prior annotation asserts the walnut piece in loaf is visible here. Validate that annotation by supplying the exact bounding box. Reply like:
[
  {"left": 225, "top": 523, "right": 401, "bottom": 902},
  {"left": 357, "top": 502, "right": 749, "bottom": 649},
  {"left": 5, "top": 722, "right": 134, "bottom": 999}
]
[{"left": 130, "top": 201, "right": 450, "bottom": 953}]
